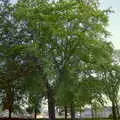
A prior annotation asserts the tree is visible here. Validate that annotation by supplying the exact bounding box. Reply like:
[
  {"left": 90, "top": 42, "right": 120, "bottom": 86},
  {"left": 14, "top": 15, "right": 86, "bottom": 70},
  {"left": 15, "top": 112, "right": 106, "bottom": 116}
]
[
  {"left": 15, "top": 0, "right": 112, "bottom": 120},
  {"left": 101, "top": 65, "right": 120, "bottom": 120},
  {"left": 25, "top": 71, "right": 46, "bottom": 119},
  {"left": 92, "top": 49, "right": 120, "bottom": 120},
  {"left": 0, "top": 0, "right": 43, "bottom": 118}
]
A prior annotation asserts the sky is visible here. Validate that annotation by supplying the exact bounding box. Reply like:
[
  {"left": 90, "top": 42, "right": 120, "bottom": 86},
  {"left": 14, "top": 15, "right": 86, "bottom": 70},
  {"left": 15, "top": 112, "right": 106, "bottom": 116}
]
[
  {"left": 11, "top": 0, "right": 120, "bottom": 49},
  {"left": 100, "top": 0, "right": 120, "bottom": 49}
]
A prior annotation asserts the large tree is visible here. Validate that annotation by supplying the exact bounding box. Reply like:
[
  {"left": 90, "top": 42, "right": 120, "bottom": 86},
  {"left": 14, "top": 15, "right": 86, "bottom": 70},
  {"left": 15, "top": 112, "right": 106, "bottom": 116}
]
[
  {"left": 15, "top": 0, "right": 113, "bottom": 120},
  {"left": 0, "top": 0, "right": 43, "bottom": 118}
]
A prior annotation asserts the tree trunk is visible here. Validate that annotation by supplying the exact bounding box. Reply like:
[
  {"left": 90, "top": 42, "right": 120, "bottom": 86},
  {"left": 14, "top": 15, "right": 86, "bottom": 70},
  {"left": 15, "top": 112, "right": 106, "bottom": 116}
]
[
  {"left": 112, "top": 101, "right": 117, "bottom": 120},
  {"left": 115, "top": 102, "right": 119, "bottom": 119},
  {"left": 8, "top": 107, "right": 12, "bottom": 119},
  {"left": 46, "top": 80, "right": 55, "bottom": 120},
  {"left": 70, "top": 102, "right": 75, "bottom": 120},
  {"left": 64, "top": 105, "right": 67, "bottom": 119},
  {"left": 91, "top": 105, "right": 94, "bottom": 120},
  {"left": 4, "top": 88, "right": 13, "bottom": 119},
  {"left": 34, "top": 108, "right": 37, "bottom": 120}
]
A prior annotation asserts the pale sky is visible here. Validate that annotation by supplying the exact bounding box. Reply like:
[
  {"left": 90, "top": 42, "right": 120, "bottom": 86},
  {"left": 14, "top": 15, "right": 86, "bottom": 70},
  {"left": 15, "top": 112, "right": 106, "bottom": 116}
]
[
  {"left": 100, "top": 0, "right": 120, "bottom": 49},
  {"left": 11, "top": 0, "right": 120, "bottom": 49}
]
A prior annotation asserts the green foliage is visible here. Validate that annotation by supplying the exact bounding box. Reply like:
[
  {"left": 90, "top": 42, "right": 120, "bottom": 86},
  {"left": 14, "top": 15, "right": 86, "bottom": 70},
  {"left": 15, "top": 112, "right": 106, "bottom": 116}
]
[
  {"left": 0, "top": 0, "right": 117, "bottom": 119},
  {"left": 15, "top": 0, "right": 113, "bottom": 114},
  {"left": 0, "top": 0, "right": 44, "bottom": 114}
]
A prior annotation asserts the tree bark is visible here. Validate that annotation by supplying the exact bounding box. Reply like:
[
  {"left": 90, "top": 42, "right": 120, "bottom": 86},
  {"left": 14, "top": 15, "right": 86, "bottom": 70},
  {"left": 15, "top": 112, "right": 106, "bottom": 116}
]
[
  {"left": 70, "top": 102, "right": 75, "bottom": 120},
  {"left": 34, "top": 108, "right": 37, "bottom": 120},
  {"left": 46, "top": 80, "right": 55, "bottom": 120},
  {"left": 64, "top": 105, "right": 67, "bottom": 119},
  {"left": 8, "top": 107, "right": 12, "bottom": 119},
  {"left": 112, "top": 101, "right": 117, "bottom": 120},
  {"left": 4, "top": 88, "right": 13, "bottom": 119},
  {"left": 115, "top": 102, "right": 119, "bottom": 119}
]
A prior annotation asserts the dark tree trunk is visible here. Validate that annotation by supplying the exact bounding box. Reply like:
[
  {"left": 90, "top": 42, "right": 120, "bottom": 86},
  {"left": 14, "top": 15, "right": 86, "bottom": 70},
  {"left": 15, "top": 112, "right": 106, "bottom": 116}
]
[
  {"left": 112, "top": 101, "right": 117, "bottom": 120},
  {"left": 115, "top": 102, "right": 119, "bottom": 119},
  {"left": 4, "top": 88, "right": 13, "bottom": 119},
  {"left": 34, "top": 108, "right": 37, "bottom": 120},
  {"left": 46, "top": 81, "right": 55, "bottom": 120},
  {"left": 64, "top": 105, "right": 67, "bottom": 119},
  {"left": 8, "top": 107, "right": 12, "bottom": 119},
  {"left": 70, "top": 102, "right": 75, "bottom": 120}
]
